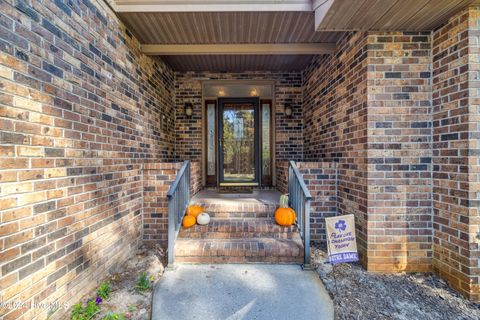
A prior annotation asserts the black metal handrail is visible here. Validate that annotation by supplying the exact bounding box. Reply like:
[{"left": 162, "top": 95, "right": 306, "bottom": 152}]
[
  {"left": 288, "top": 160, "right": 312, "bottom": 268},
  {"left": 167, "top": 160, "right": 190, "bottom": 266}
]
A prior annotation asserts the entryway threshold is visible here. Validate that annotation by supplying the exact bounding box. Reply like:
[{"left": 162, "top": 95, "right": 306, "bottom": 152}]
[{"left": 152, "top": 264, "right": 334, "bottom": 320}]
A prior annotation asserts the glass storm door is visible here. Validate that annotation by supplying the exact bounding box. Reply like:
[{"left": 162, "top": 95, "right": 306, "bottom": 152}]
[{"left": 218, "top": 98, "right": 260, "bottom": 186}]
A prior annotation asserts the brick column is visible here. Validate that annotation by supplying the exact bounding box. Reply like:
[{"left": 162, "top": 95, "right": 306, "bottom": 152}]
[
  {"left": 303, "top": 31, "right": 433, "bottom": 270},
  {"left": 302, "top": 31, "right": 370, "bottom": 261},
  {"left": 365, "top": 32, "right": 433, "bottom": 272},
  {"left": 143, "top": 163, "right": 182, "bottom": 247},
  {"left": 143, "top": 162, "right": 202, "bottom": 247},
  {"left": 432, "top": 6, "right": 480, "bottom": 300},
  {"left": 275, "top": 161, "right": 338, "bottom": 242},
  {"left": 296, "top": 162, "right": 338, "bottom": 243}
]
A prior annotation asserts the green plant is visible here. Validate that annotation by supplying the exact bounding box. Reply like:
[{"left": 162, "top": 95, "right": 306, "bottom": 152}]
[
  {"left": 85, "top": 300, "right": 100, "bottom": 318},
  {"left": 102, "top": 311, "right": 126, "bottom": 320},
  {"left": 71, "top": 302, "right": 84, "bottom": 320},
  {"left": 135, "top": 272, "right": 150, "bottom": 292},
  {"left": 97, "top": 282, "right": 111, "bottom": 300},
  {"left": 70, "top": 300, "right": 100, "bottom": 320}
]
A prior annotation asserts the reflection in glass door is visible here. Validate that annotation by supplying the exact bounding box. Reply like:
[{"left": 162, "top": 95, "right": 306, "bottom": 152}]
[{"left": 218, "top": 98, "right": 259, "bottom": 186}]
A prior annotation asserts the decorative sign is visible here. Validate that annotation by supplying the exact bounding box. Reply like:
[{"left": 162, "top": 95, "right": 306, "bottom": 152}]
[{"left": 325, "top": 214, "right": 359, "bottom": 265}]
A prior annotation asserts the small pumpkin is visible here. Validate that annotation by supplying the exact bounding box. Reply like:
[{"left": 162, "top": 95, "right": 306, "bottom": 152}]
[
  {"left": 182, "top": 215, "right": 196, "bottom": 228},
  {"left": 196, "top": 212, "right": 210, "bottom": 225},
  {"left": 275, "top": 194, "right": 296, "bottom": 226},
  {"left": 186, "top": 205, "right": 203, "bottom": 218}
]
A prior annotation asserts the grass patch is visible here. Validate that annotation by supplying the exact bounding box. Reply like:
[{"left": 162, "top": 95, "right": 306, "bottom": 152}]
[{"left": 135, "top": 272, "right": 151, "bottom": 292}]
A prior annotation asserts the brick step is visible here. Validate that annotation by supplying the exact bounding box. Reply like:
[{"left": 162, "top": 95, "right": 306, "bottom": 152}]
[
  {"left": 190, "top": 202, "right": 278, "bottom": 215},
  {"left": 206, "top": 211, "right": 276, "bottom": 218},
  {"left": 178, "top": 218, "right": 298, "bottom": 239},
  {"left": 174, "top": 236, "right": 304, "bottom": 264}
]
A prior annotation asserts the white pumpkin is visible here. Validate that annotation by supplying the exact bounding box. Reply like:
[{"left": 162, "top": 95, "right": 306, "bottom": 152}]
[{"left": 196, "top": 212, "right": 210, "bottom": 225}]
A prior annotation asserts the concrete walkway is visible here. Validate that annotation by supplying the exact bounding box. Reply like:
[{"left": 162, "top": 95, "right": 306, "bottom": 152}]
[{"left": 152, "top": 264, "right": 334, "bottom": 320}]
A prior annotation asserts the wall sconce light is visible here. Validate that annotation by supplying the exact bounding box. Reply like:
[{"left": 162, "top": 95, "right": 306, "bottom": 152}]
[
  {"left": 184, "top": 101, "right": 193, "bottom": 117},
  {"left": 284, "top": 103, "right": 293, "bottom": 117}
]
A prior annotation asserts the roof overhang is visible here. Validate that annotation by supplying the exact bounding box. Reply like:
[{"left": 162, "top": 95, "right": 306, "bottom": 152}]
[
  {"left": 111, "top": 0, "right": 479, "bottom": 72},
  {"left": 314, "top": 0, "right": 476, "bottom": 31}
]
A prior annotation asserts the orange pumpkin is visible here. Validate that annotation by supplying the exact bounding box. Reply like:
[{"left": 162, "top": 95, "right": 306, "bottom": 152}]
[
  {"left": 275, "top": 194, "right": 296, "bottom": 226},
  {"left": 186, "top": 205, "right": 203, "bottom": 218},
  {"left": 275, "top": 208, "right": 296, "bottom": 226},
  {"left": 182, "top": 215, "right": 196, "bottom": 228}
]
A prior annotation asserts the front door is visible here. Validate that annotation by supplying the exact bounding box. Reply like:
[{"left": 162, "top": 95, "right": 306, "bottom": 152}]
[{"left": 218, "top": 98, "right": 260, "bottom": 186}]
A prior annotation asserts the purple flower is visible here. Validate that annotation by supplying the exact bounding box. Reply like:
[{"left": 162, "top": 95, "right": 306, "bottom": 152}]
[
  {"left": 335, "top": 220, "right": 347, "bottom": 232},
  {"left": 95, "top": 296, "right": 102, "bottom": 305}
]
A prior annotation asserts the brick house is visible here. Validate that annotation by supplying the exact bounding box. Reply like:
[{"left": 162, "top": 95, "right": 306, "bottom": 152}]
[{"left": 0, "top": 0, "right": 479, "bottom": 319}]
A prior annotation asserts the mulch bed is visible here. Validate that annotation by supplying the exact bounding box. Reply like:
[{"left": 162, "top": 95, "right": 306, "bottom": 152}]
[
  {"left": 311, "top": 246, "right": 480, "bottom": 320},
  {"left": 95, "top": 245, "right": 165, "bottom": 320}
]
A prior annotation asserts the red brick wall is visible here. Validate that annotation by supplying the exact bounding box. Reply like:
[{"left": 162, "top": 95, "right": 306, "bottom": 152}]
[
  {"left": 143, "top": 163, "right": 181, "bottom": 247},
  {"left": 276, "top": 161, "right": 337, "bottom": 243},
  {"left": 366, "top": 32, "right": 433, "bottom": 272},
  {"left": 190, "top": 161, "right": 202, "bottom": 196},
  {"left": 0, "top": 0, "right": 175, "bottom": 319},
  {"left": 143, "top": 162, "right": 201, "bottom": 247},
  {"left": 297, "top": 162, "right": 337, "bottom": 243},
  {"left": 174, "top": 72, "right": 304, "bottom": 162},
  {"left": 303, "top": 32, "right": 370, "bottom": 257},
  {"left": 432, "top": 6, "right": 480, "bottom": 300},
  {"left": 276, "top": 161, "right": 289, "bottom": 194}
]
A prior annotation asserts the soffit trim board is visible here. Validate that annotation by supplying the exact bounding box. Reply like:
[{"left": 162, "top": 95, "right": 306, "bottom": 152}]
[
  {"left": 314, "top": 0, "right": 335, "bottom": 31},
  {"left": 142, "top": 43, "right": 336, "bottom": 55},
  {"left": 112, "top": 0, "right": 314, "bottom": 12}
]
